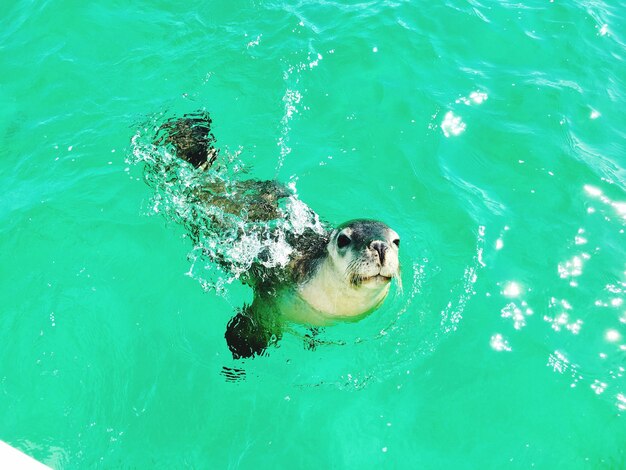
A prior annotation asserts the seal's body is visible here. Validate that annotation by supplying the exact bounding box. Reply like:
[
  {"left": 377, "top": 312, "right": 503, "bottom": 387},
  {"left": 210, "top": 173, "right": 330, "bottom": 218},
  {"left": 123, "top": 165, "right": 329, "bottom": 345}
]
[{"left": 157, "top": 112, "right": 401, "bottom": 358}]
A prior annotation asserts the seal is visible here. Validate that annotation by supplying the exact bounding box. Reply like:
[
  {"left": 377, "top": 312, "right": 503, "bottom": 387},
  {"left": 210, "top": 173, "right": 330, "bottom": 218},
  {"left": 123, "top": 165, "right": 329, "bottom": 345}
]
[{"left": 156, "top": 112, "right": 401, "bottom": 358}]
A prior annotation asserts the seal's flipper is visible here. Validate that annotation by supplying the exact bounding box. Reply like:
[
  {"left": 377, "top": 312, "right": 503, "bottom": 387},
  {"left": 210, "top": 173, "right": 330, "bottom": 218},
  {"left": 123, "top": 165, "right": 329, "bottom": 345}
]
[
  {"left": 158, "top": 111, "right": 219, "bottom": 169},
  {"left": 225, "top": 307, "right": 279, "bottom": 359}
]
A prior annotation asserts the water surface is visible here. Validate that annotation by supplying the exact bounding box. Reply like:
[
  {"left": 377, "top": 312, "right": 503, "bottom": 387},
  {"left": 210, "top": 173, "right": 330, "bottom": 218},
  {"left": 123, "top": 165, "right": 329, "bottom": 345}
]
[{"left": 1, "top": 0, "right": 625, "bottom": 467}]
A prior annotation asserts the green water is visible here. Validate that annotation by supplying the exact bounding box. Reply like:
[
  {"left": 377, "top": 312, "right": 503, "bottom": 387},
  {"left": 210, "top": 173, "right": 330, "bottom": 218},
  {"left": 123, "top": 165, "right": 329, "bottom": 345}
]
[{"left": 2, "top": 0, "right": 626, "bottom": 467}]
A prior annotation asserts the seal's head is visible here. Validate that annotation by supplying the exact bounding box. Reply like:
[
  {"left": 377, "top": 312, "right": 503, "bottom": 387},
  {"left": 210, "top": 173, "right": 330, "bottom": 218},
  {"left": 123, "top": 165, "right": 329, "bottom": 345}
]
[
  {"left": 296, "top": 219, "right": 401, "bottom": 322},
  {"left": 328, "top": 219, "right": 401, "bottom": 289}
]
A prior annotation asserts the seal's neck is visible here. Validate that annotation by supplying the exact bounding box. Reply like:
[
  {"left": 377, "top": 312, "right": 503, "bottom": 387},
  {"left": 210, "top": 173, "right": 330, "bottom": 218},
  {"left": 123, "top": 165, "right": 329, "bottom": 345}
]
[{"left": 294, "top": 258, "right": 390, "bottom": 322}]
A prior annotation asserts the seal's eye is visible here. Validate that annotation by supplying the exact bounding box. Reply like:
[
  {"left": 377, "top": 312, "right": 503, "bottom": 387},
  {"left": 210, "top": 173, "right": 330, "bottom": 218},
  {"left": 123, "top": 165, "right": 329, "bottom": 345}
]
[
  {"left": 392, "top": 238, "right": 400, "bottom": 248},
  {"left": 337, "top": 234, "right": 351, "bottom": 249}
]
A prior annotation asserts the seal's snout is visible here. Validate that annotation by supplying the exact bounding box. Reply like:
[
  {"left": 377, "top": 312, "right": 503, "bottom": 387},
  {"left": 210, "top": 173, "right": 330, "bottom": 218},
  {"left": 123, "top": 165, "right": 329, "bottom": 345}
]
[{"left": 370, "top": 240, "right": 388, "bottom": 265}]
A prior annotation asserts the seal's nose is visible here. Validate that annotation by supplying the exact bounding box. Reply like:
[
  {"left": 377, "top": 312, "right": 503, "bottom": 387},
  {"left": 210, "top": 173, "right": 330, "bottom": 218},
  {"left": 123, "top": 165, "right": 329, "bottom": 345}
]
[{"left": 370, "top": 240, "right": 388, "bottom": 265}]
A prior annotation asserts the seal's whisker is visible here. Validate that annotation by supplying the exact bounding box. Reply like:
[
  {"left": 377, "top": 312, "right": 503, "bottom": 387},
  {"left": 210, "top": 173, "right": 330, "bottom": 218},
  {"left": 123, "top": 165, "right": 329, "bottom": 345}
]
[
  {"left": 393, "top": 270, "right": 403, "bottom": 295},
  {"left": 346, "top": 258, "right": 362, "bottom": 286}
]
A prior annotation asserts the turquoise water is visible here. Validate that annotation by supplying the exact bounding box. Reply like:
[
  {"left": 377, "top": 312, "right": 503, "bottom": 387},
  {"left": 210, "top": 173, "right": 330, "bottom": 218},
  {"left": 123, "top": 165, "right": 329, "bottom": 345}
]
[{"left": 2, "top": 0, "right": 626, "bottom": 467}]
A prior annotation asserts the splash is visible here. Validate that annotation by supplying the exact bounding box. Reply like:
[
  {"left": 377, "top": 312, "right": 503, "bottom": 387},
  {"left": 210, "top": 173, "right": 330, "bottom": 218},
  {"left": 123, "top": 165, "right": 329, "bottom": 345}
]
[{"left": 127, "top": 115, "right": 324, "bottom": 294}]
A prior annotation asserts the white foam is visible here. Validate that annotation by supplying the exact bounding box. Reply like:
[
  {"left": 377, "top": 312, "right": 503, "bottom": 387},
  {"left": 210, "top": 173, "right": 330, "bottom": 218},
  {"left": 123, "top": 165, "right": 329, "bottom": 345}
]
[{"left": 128, "top": 119, "right": 330, "bottom": 293}]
